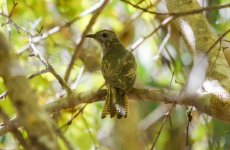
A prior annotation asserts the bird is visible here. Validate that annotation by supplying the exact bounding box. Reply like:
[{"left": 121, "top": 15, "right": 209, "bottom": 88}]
[{"left": 86, "top": 30, "right": 136, "bottom": 119}]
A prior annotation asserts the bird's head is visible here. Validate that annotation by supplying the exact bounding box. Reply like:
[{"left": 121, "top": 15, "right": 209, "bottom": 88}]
[{"left": 86, "top": 30, "right": 121, "bottom": 50}]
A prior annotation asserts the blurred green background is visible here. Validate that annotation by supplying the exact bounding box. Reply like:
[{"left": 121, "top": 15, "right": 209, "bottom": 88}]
[{"left": 0, "top": 0, "right": 230, "bottom": 149}]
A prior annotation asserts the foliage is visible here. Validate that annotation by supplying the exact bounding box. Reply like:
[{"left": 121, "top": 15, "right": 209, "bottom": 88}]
[{"left": 0, "top": 0, "right": 230, "bottom": 149}]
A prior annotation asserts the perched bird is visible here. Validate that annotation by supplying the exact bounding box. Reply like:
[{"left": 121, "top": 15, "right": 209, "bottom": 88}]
[{"left": 86, "top": 30, "right": 136, "bottom": 119}]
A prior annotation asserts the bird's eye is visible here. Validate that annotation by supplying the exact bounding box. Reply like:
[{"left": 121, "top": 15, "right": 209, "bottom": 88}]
[{"left": 102, "top": 33, "right": 107, "bottom": 38}]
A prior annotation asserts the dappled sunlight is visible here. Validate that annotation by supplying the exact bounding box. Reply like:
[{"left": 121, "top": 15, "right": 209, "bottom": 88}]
[{"left": 0, "top": 0, "right": 230, "bottom": 150}]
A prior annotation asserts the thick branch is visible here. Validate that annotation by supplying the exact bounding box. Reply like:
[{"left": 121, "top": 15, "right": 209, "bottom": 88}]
[
  {"left": 166, "top": 0, "right": 230, "bottom": 122},
  {"left": 1, "top": 85, "right": 230, "bottom": 137},
  {"left": 45, "top": 88, "right": 221, "bottom": 122}
]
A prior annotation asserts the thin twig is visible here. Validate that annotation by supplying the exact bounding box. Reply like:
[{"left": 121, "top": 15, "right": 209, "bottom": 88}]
[
  {"left": 125, "top": 1, "right": 230, "bottom": 57},
  {"left": 53, "top": 125, "right": 74, "bottom": 150},
  {"left": 81, "top": 114, "right": 98, "bottom": 149},
  {"left": 120, "top": 0, "right": 157, "bottom": 37},
  {"left": 150, "top": 103, "right": 176, "bottom": 150},
  {"left": 0, "top": 107, "right": 30, "bottom": 149},
  {"left": 122, "top": 0, "right": 230, "bottom": 54},
  {"left": 135, "top": 0, "right": 146, "bottom": 5},
  {"left": 173, "top": 3, "right": 230, "bottom": 17},
  {"left": 121, "top": 0, "right": 230, "bottom": 16},
  {"left": 207, "top": 27, "right": 230, "bottom": 53},
  {"left": 208, "top": 40, "right": 222, "bottom": 77},
  {"left": 205, "top": 28, "right": 230, "bottom": 78},
  {"left": 17, "top": 0, "right": 107, "bottom": 55},
  {"left": 70, "top": 66, "right": 85, "bottom": 90},
  {"left": 186, "top": 106, "right": 193, "bottom": 146},
  {"left": 131, "top": 15, "right": 175, "bottom": 51},
  {"left": 9, "top": 1, "right": 18, "bottom": 18},
  {"left": 60, "top": 104, "right": 88, "bottom": 129},
  {"left": 0, "top": 2, "right": 30, "bottom": 35},
  {"left": 27, "top": 68, "right": 49, "bottom": 79},
  {"left": 29, "top": 36, "right": 72, "bottom": 94},
  {"left": 121, "top": 0, "right": 167, "bottom": 15},
  {"left": 154, "top": 25, "right": 171, "bottom": 60},
  {"left": 0, "top": 68, "right": 49, "bottom": 99},
  {"left": 223, "top": 39, "right": 230, "bottom": 43},
  {"left": 64, "top": 0, "right": 109, "bottom": 82}
]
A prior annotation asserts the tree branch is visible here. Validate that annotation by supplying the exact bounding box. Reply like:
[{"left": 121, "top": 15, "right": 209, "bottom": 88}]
[
  {"left": 29, "top": 37, "right": 72, "bottom": 94},
  {"left": 121, "top": 0, "right": 230, "bottom": 16},
  {"left": 17, "top": 0, "right": 109, "bottom": 55},
  {"left": 0, "top": 32, "right": 60, "bottom": 149},
  {"left": 64, "top": 0, "right": 109, "bottom": 81},
  {"left": 166, "top": 0, "right": 230, "bottom": 123},
  {"left": 1, "top": 84, "right": 230, "bottom": 137},
  {"left": 0, "top": 107, "right": 29, "bottom": 149}
]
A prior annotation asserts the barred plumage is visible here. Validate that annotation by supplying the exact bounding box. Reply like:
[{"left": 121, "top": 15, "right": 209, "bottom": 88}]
[{"left": 86, "top": 30, "right": 136, "bottom": 119}]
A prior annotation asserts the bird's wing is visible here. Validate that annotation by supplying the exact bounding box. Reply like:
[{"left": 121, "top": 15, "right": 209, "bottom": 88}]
[{"left": 102, "top": 52, "right": 136, "bottom": 90}]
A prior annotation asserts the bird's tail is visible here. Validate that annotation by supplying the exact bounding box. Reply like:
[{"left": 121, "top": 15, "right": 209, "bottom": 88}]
[{"left": 101, "top": 86, "right": 128, "bottom": 119}]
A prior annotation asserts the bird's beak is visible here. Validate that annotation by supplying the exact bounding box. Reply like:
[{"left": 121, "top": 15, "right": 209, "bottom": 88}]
[{"left": 86, "top": 34, "right": 95, "bottom": 38}]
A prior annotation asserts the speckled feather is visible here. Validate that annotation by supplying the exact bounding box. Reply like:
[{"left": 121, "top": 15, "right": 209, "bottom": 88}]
[{"left": 86, "top": 30, "right": 136, "bottom": 119}]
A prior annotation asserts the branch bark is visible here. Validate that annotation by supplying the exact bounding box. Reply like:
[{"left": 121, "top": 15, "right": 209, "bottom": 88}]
[
  {"left": 1, "top": 84, "right": 230, "bottom": 137},
  {"left": 45, "top": 88, "right": 230, "bottom": 123},
  {"left": 166, "top": 0, "right": 230, "bottom": 122}
]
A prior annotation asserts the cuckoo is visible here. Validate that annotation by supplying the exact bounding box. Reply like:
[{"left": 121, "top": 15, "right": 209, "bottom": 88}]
[{"left": 86, "top": 30, "right": 136, "bottom": 119}]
